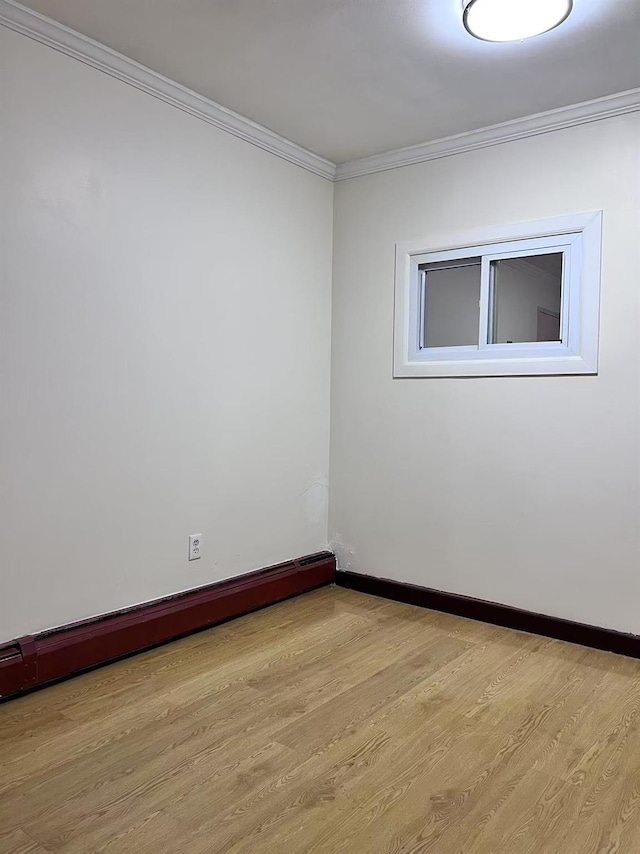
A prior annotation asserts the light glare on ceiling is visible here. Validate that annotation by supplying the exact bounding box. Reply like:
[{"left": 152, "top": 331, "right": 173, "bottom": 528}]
[{"left": 463, "top": 0, "right": 573, "bottom": 42}]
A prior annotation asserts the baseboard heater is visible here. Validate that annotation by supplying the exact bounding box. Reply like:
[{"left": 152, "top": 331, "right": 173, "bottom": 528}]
[{"left": 0, "top": 551, "right": 335, "bottom": 700}]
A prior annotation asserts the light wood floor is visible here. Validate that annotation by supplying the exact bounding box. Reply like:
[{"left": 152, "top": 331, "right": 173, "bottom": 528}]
[{"left": 2, "top": 588, "right": 640, "bottom": 853}]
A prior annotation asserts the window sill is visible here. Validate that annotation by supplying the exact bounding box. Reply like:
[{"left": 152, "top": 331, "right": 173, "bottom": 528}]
[{"left": 395, "top": 352, "right": 597, "bottom": 378}]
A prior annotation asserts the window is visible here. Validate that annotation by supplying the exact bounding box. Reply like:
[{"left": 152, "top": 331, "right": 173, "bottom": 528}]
[
  {"left": 394, "top": 212, "right": 602, "bottom": 378},
  {"left": 488, "top": 254, "right": 562, "bottom": 344},
  {"left": 420, "top": 258, "right": 481, "bottom": 348}
]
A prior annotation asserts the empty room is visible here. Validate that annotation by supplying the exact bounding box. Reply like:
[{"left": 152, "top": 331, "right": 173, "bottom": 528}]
[{"left": 1, "top": 0, "right": 640, "bottom": 851}]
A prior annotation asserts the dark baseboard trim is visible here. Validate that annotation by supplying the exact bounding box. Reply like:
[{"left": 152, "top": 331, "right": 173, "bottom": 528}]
[
  {"left": 0, "top": 551, "right": 335, "bottom": 700},
  {"left": 336, "top": 570, "right": 640, "bottom": 659}
]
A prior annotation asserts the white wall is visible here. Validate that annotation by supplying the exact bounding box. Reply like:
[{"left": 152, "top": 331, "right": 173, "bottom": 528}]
[
  {"left": 2, "top": 24, "right": 638, "bottom": 644},
  {"left": 0, "top": 27, "right": 333, "bottom": 642},
  {"left": 330, "top": 114, "right": 640, "bottom": 633}
]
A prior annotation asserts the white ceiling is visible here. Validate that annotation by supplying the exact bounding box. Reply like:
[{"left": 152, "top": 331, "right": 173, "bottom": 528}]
[{"left": 18, "top": 0, "right": 640, "bottom": 163}]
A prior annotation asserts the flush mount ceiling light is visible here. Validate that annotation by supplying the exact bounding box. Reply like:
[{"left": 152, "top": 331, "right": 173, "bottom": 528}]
[{"left": 462, "top": 0, "right": 573, "bottom": 42}]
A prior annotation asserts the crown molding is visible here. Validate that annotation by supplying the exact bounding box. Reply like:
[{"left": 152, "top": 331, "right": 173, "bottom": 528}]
[
  {"left": 2, "top": 0, "right": 638, "bottom": 185},
  {"left": 335, "top": 89, "right": 640, "bottom": 181},
  {"left": 0, "top": 0, "right": 337, "bottom": 181}
]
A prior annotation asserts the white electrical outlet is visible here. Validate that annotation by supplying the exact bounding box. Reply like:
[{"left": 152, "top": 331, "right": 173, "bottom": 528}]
[{"left": 189, "top": 534, "right": 202, "bottom": 561}]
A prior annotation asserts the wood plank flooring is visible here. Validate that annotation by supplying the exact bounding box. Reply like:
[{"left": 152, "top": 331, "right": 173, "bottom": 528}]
[{"left": 2, "top": 586, "right": 640, "bottom": 853}]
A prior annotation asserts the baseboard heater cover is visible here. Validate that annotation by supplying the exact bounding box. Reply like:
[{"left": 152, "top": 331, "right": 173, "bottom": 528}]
[
  {"left": 336, "top": 570, "right": 640, "bottom": 659},
  {"left": 0, "top": 551, "right": 335, "bottom": 700}
]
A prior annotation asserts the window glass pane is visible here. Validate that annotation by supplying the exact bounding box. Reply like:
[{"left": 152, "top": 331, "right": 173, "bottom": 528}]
[
  {"left": 489, "top": 253, "right": 562, "bottom": 344},
  {"left": 421, "top": 259, "right": 481, "bottom": 348}
]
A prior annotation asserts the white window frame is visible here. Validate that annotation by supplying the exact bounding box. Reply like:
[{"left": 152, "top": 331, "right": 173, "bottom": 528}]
[{"left": 394, "top": 212, "right": 602, "bottom": 378}]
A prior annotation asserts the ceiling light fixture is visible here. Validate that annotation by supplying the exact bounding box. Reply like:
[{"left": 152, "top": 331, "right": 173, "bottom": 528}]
[{"left": 462, "top": 0, "right": 573, "bottom": 42}]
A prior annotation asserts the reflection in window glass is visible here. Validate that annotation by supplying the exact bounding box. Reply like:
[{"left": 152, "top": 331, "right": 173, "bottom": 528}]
[
  {"left": 421, "top": 259, "right": 481, "bottom": 348},
  {"left": 489, "top": 253, "right": 562, "bottom": 344}
]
